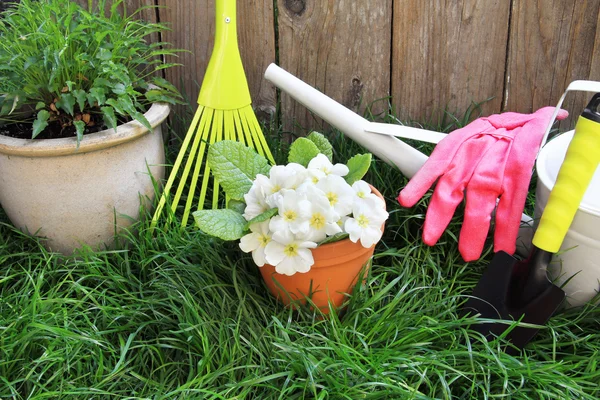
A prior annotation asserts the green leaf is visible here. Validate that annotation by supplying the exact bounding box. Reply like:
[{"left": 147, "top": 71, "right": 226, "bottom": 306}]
[
  {"left": 208, "top": 140, "right": 271, "bottom": 201},
  {"left": 74, "top": 120, "right": 85, "bottom": 145},
  {"left": 56, "top": 93, "right": 76, "bottom": 115},
  {"left": 106, "top": 98, "right": 124, "bottom": 115},
  {"left": 227, "top": 199, "right": 247, "bottom": 214},
  {"left": 345, "top": 153, "right": 372, "bottom": 185},
  {"left": 24, "top": 56, "right": 39, "bottom": 71},
  {"left": 32, "top": 110, "right": 50, "bottom": 139},
  {"left": 72, "top": 89, "right": 87, "bottom": 112},
  {"left": 132, "top": 111, "right": 152, "bottom": 131},
  {"left": 88, "top": 87, "right": 107, "bottom": 106},
  {"left": 193, "top": 209, "right": 248, "bottom": 241},
  {"left": 319, "top": 232, "right": 349, "bottom": 245},
  {"left": 244, "top": 208, "right": 278, "bottom": 230},
  {"left": 93, "top": 78, "right": 112, "bottom": 88},
  {"left": 96, "top": 47, "right": 113, "bottom": 61},
  {"left": 113, "top": 83, "right": 127, "bottom": 95},
  {"left": 306, "top": 131, "right": 333, "bottom": 161},
  {"left": 288, "top": 137, "right": 321, "bottom": 167},
  {"left": 1, "top": 93, "right": 20, "bottom": 115},
  {"left": 101, "top": 106, "right": 117, "bottom": 130},
  {"left": 151, "top": 76, "right": 179, "bottom": 94},
  {"left": 145, "top": 89, "right": 178, "bottom": 104},
  {"left": 116, "top": 95, "right": 136, "bottom": 115},
  {"left": 35, "top": 102, "right": 46, "bottom": 110}
]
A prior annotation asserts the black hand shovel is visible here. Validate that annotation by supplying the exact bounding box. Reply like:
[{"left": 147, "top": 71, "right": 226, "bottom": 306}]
[{"left": 464, "top": 93, "right": 600, "bottom": 351}]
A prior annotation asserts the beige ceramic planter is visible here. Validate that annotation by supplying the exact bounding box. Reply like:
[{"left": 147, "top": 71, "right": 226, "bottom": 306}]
[{"left": 0, "top": 102, "right": 169, "bottom": 254}]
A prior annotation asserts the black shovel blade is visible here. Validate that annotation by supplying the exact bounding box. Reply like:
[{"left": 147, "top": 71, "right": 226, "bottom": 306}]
[{"left": 463, "top": 250, "right": 565, "bottom": 351}]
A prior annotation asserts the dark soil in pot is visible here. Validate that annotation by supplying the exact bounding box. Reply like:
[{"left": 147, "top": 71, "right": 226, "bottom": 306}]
[{"left": 0, "top": 104, "right": 149, "bottom": 140}]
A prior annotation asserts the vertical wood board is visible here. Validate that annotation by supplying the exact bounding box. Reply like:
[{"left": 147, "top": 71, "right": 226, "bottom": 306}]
[
  {"left": 391, "top": 0, "right": 510, "bottom": 123},
  {"left": 506, "top": 0, "right": 600, "bottom": 129},
  {"left": 277, "top": 0, "right": 393, "bottom": 133}
]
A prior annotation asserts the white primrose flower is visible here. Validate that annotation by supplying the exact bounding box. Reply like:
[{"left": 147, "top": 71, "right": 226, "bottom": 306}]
[
  {"left": 269, "top": 189, "right": 311, "bottom": 235},
  {"left": 294, "top": 185, "right": 342, "bottom": 242},
  {"left": 239, "top": 221, "right": 272, "bottom": 267},
  {"left": 264, "top": 229, "right": 318, "bottom": 276},
  {"left": 305, "top": 168, "right": 327, "bottom": 185},
  {"left": 316, "top": 174, "right": 355, "bottom": 217},
  {"left": 263, "top": 164, "right": 307, "bottom": 207},
  {"left": 344, "top": 202, "right": 389, "bottom": 248},
  {"left": 352, "top": 180, "right": 385, "bottom": 209},
  {"left": 307, "top": 153, "right": 349, "bottom": 177},
  {"left": 243, "top": 177, "right": 269, "bottom": 220}
]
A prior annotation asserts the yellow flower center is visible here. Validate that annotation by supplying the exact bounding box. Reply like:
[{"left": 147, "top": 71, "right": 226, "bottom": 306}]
[
  {"left": 357, "top": 191, "right": 366, "bottom": 198},
  {"left": 312, "top": 176, "right": 320, "bottom": 184},
  {"left": 271, "top": 184, "right": 281, "bottom": 194},
  {"left": 326, "top": 192, "right": 338, "bottom": 206},
  {"left": 284, "top": 243, "right": 299, "bottom": 257},
  {"left": 258, "top": 234, "right": 270, "bottom": 247},
  {"left": 283, "top": 210, "right": 297, "bottom": 222},
  {"left": 310, "top": 213, "right": 326, "bottom": 230},
  {"left": 357, "top": 214, "right": 370, "bottom": 228}
]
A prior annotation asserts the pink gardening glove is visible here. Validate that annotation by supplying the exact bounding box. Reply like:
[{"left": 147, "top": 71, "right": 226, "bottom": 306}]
[{"left": 398, "top": 107, "right": 568, "bottom": 261}]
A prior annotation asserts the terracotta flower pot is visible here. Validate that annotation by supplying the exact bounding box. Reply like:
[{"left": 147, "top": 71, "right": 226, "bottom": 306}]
[
  {"left": 0, "top": 102, "right": 169, "bottom": 254},
  {"left": 258, "top": 185, "right": 386, "bottom": 313}
]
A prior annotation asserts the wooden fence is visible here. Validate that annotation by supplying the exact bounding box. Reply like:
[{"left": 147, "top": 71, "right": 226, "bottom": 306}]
[{"left": 79, "top": 0, "right": 600, "bottom": 132}]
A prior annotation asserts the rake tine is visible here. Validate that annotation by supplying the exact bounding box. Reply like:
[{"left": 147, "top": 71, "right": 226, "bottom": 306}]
[
  {"left": 181, "top": 108, "right": 215, "bottom": 227},
  {"left": 151, "top": 107, "right": 203, "bottom": 229},
  {"left": 241, "top": 106, "right": 275, "bottom": 163},
  {"left": 232, "top": 109, "right": 247, "bottom": 146},
  {"left": 211, "top": 110, "right": 225, "bottom": 209}
]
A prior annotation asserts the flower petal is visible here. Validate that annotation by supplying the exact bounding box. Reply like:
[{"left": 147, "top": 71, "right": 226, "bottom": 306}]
[
  {"left": 275, "top": 256, "right": 297, "bottom": 276},
  {"left": 265, "top": 241, "right": 286, "bottom": 265},
  {"left": 331, "top": 163, "right": 349, "bottom": 177},
  {"left": 239, "top": 233, "right": 260, "bottom": 253},
  {"left": 344, "top": 218, "right": 361, "bottom": 243},
  {"left": 252, "top": 247, "right": 267, "bottom": 267},
  {"left": 294, "top": 248, "right": 315, "bottom": 273}
]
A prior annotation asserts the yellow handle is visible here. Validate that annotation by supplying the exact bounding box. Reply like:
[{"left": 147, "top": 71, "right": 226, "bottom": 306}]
[
  {"left": 532, "top": 115, "right": 600, "bottom": 252},
  {"left": 197, "top": 0, "right": 252, "bottom": 110}
]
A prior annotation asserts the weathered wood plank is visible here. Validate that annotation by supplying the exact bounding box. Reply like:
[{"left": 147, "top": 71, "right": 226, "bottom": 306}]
[
  {"left": 156, "top": 0, "right": 276, "bottom": 118},
  {"left": 506, "top": 0, "right": 600, "bottom": 129},
  {"left": 392, "top": 0, "right": 510, "bottom": 123},
  {"left": 277, "top": 0, "right": 393, "bottom": 133}
]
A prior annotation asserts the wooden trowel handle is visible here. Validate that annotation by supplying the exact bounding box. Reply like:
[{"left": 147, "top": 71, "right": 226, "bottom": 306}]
[{"left": 532, "top": 94, "right": 600, "bottom": 253}]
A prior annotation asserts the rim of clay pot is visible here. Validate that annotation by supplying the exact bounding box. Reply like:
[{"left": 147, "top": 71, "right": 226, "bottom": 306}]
[
  {"left": 307, "top": 184, "right": 386, "bottom": 268},
  {"left": 0, "top": 102, "right": 170, "bottom": 157}
]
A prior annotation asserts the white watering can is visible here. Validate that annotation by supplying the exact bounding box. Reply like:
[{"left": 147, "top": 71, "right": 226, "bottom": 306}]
[{"left": 265, "top": 64, "right": 600, "bottom": 307}]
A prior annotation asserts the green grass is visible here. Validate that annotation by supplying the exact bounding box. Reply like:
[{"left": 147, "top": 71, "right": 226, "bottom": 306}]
[{"left": 1, "top": 112, "right": 600, "bottom": 399}]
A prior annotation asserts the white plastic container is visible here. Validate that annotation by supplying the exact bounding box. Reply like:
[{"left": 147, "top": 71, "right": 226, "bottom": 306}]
[{"left": 535, "top": 130, "right": 600, "bottom": 307}]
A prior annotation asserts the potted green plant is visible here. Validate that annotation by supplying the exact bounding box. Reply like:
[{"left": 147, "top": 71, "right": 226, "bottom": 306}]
[
  {"left": 0, "top": 0, "right": 181, "bottom": 254},
  {"left": 194, "top": 132, "right": 389, "bottom": 313}
]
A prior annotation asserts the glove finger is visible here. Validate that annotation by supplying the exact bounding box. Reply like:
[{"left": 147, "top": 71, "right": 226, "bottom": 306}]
[
  {"left": 493, "top": 108, "right": 562, "bottom": 254},
  {"left": 494, "top": 175, "right": 525, "bottom": 255},
  {"left": 398, "top": 119, "right": 494, "bottom": 207},
  {"left": 458, "top": 138, "right": 512, "bottom": 261},
  {"left": 421, "top": 135, "right": 498, "bottom": 246},
  {"left": 485, "top": 107, "right": 568, "bottom": 131},
  {"left": 494, "top": 146, "right": 534, "bottom": 254}
]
